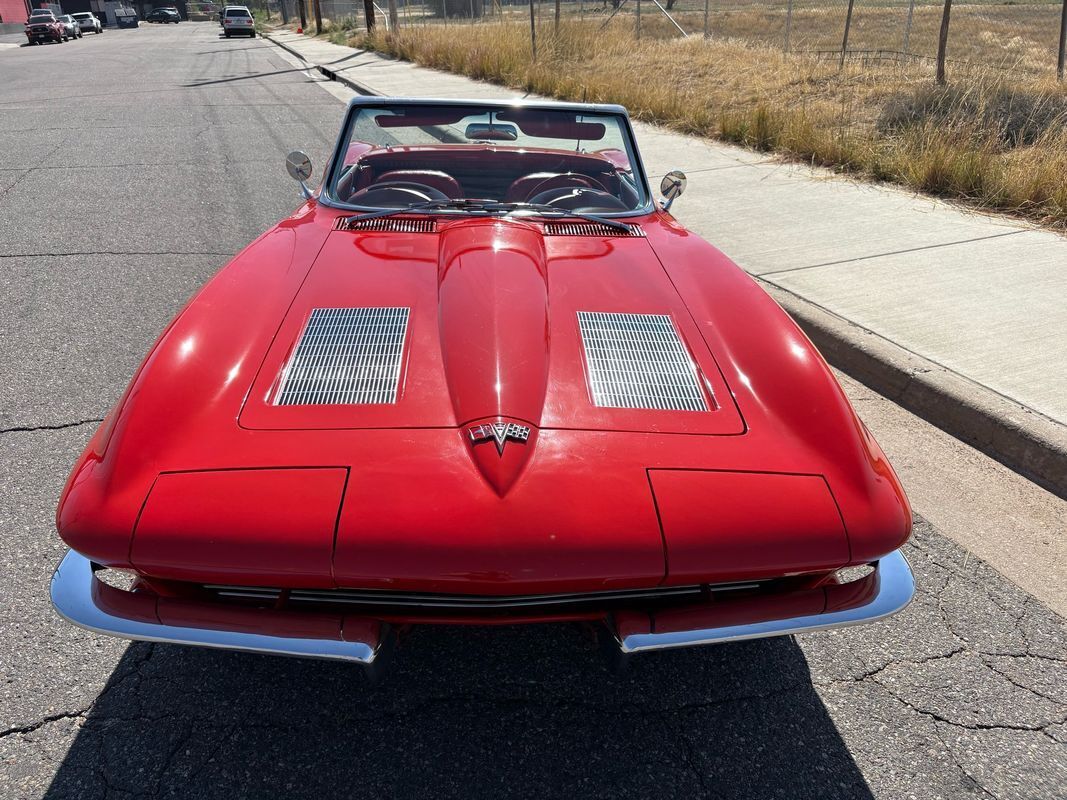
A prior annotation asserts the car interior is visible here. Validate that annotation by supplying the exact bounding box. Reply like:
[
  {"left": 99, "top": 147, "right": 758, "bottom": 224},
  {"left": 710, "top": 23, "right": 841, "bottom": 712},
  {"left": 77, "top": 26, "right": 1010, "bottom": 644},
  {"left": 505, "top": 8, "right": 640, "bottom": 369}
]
[
  {"left": 335, "top": 148, "right": 641, "bottom": 213},
  {"left": 332, "top": 106, "right": 646, "bottom": 214}
]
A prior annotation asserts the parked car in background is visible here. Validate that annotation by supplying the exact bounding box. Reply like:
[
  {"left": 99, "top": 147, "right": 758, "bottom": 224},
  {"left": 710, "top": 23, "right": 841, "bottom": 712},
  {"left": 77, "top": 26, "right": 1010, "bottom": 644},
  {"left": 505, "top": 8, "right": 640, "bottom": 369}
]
[
  {"left": 57, "top": 14, "right": 83, "bottom": 39},
  {"left": 221, "top": 6, "right": 254, "bottom": 37},
  {"left": 25, "top": 10, "right": 66, "bottom": 44},
  {"left": 71, "top": 12, "right": 104, "bottom": 34},
  {"left": 145, "top": 7, "right": 181, "bottom": 23},
  {"left": 219, "top": 5, "right": 240, "bottom": 26}
]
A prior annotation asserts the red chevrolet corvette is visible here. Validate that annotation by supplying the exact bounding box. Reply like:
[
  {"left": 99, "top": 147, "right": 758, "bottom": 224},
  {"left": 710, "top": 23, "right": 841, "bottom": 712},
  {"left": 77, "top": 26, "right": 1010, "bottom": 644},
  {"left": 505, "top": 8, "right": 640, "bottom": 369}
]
[{"left": 51, "top": 97, "right": 914, "bottom": 675}]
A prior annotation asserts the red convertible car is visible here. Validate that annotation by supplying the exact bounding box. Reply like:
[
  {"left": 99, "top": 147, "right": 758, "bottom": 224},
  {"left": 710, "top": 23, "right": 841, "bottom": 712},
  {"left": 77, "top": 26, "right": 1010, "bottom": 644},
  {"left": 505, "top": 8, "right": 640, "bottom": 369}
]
[{"left": 51, "top": 98, "right": 914, "bottom": 676}]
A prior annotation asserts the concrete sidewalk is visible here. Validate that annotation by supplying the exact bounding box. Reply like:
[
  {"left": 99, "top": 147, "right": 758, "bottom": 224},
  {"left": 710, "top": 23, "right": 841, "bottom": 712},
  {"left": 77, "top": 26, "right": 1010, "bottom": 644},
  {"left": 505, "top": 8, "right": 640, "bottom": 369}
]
[{"left": 267, "top": 29, "right": 1067, "bottom": 495}]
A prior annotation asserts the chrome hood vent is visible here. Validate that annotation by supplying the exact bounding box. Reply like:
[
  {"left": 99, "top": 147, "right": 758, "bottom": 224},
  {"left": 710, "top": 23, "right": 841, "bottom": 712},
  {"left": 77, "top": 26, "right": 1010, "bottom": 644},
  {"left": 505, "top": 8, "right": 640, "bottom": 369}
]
[
  {"left": 577, "top": 312, "right": 708, "bottom": 412},
  {"left": 543, "top": 222, "right": 643, "bottom": 237},
  {"left": 335, "top": 216, "right": 437, "bottom": 233},
  {"left": 275, "top": 307, "right": 410, "bottom": 405}
]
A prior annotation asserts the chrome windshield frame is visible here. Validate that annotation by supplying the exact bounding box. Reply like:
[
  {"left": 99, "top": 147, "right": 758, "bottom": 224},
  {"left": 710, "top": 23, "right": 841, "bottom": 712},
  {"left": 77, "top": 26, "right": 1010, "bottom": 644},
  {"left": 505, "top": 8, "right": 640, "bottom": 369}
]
[{"left": 317, "top": 96, "right": 658, "bottom": 220}]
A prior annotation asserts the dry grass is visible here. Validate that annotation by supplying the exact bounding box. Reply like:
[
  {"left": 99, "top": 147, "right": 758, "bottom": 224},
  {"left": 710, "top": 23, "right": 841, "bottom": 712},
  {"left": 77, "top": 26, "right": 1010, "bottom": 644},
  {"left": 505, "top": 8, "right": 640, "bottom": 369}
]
[{"left": 346, "top": 20, "right": 1066, "bottom": 227}]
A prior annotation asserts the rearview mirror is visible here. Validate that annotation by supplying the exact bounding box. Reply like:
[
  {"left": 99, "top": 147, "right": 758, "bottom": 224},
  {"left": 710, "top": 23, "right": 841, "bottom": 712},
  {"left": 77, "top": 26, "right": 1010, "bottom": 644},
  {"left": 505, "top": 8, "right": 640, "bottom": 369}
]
[
  {"left": 285, "top": 151, "right": 314, "bottom": 200},
  {"left": 464, "top": 123, "right": 518, "bottom": 142},
  {"left": 659, "top": 169, "right": 687, "bottom": 211}
]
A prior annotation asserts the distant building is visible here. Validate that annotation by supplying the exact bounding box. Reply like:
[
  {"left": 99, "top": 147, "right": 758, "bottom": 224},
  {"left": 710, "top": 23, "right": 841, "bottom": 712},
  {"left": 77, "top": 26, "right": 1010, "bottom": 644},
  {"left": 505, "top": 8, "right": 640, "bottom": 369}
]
[{"left": 0, "top": 0, "right": 30, "bottom": 26}]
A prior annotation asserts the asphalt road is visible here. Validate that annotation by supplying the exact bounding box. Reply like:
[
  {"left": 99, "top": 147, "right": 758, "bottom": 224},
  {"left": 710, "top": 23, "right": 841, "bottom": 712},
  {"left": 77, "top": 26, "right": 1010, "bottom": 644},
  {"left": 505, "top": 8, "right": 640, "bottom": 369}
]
[{"left": 0, "top": 23, "right": 1064, "bottom": 800}]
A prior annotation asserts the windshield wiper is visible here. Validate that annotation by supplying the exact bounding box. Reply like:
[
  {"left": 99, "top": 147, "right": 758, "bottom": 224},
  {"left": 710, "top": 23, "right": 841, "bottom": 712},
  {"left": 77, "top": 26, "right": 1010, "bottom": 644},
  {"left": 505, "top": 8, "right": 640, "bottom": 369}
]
[
  {"left": 343, "top": 198, "right": 490, "bottom": 225},
  {"left": 502, "top": 202, "right": 633, "bottom": 232},
  {"left": 344, "top": 198, "right": 633, "bottom": 232}
]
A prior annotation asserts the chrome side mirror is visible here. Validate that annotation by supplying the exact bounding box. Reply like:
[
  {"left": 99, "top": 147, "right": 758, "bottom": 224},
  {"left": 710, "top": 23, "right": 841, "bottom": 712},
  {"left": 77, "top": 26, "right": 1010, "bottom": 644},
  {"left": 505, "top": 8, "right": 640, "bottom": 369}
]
[
  {"left": 659, "top": 169, "right": 687, "bottom": 211},
  {"left": 286, "top": 151, "right": 314, "bottom": 200}
]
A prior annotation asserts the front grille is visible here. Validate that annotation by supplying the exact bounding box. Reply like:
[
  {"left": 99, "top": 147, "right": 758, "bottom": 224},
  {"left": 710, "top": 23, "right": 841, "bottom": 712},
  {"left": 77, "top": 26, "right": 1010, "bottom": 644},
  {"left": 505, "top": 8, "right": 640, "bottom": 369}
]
[
  {"left": 577, "top": 312, "right": 708, "bottom": 412},
  {"left": 275, "top": 307, "right": 410, "bottom": 406},
  {"left": 202, "top": 582, "right": 764, "bottom": 611},
  {"left": 335, "top": 216, "right": 437, "bottom": 233},
  {"left": 543, "top": 222, "right": 644, "bottom": 237}
]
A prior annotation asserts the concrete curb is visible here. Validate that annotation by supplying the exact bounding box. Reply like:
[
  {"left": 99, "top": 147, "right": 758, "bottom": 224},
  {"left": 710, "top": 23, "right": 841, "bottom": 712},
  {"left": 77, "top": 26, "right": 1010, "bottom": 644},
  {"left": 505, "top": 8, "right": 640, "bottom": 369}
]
[
  {"left": 262, "top": 30, "right": 1067, "bottom": 501},
  {"left": 764, "top": 282, "right": 1067, "bottom": 500},
  {"left": 264, "top": 32, "right": 379, "bottom": 96}
]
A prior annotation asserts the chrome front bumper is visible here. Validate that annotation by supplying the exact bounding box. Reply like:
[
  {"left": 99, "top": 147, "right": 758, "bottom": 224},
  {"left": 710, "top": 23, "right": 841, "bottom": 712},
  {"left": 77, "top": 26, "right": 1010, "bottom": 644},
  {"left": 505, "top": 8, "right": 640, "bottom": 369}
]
[
  {"left": 611, "top": 549, "right": 914, "bottom": 654},
  {"left": 50, "top": 550, "right": 385, "bottom": 667},
  {"left": 51, "top": 548, "right": 914, "bottom": 667}
]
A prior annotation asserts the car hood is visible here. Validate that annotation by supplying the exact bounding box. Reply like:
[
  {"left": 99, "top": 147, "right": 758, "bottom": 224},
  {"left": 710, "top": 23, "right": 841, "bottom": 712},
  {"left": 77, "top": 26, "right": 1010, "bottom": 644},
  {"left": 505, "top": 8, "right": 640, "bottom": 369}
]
[
  {"left": 57, "top": 210, "right": 910, "bottom": 589},
  {"left": 238, "top": 217, "right": 744, "bottom": 438}
]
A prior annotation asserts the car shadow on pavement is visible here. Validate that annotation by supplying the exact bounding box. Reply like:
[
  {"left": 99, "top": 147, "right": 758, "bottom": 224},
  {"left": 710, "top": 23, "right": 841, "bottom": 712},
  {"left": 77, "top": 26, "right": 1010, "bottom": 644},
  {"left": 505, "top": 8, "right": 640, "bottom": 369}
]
[{"left": 44, "top": 627, "right": 873, "bottom": 799}]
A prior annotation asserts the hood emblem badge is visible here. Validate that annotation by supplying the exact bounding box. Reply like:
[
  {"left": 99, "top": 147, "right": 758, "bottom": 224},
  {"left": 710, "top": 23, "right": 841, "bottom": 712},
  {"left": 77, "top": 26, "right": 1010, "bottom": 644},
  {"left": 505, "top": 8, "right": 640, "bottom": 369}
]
[{"left": 468, "top": 421, "right": 531, "bottom": 455}]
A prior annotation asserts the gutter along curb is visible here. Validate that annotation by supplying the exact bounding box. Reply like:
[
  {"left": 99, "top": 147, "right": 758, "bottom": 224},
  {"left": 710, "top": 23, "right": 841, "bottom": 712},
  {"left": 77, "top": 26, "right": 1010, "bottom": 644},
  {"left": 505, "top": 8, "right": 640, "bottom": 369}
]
[
  {"left": 262, "top": 31, "right": 1067, "bottom": 501},
  {"left": 764, "top": 282, "right": 1067, "bottom": 501}
]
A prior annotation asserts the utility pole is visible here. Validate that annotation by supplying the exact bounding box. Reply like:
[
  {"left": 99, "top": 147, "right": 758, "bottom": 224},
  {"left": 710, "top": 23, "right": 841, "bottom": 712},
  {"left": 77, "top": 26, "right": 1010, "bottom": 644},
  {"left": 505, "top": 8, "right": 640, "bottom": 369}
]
[
  {"left": 388, "top": 0, "right": 398, "bottom": 29},
  {"left": 528, "top": 0, "right": 536, "bottom": 59},
  {"left": 936, "top": 0, "right": 952, "bottom": 84},
  {"left": 298, "top": 0, "right": 307, "bottom": 32},
  {"left": 903, "top": 0, "right": 915, "bottom": 55},
  {"left": 636, "top": 0, "right": 640, "bottom": 40},
  {"left": 1058, "top": 0, "right": 1066, "bottom": 80},
  {"left": 703, "top": 0, "right": 709, "bottom": 39},
  {"left": 784, "top": 0, "right": 793, "bottom": 53},
  {"left": 839, "top": 0, "right": 855, "bottom": 69},
  {"left": 554, "top": 0, "right": 560, "bottom": 30},
  {"left": 364, "top": 0, "right": 376, "bottom": 29},
  {"left": 313, "top": 0, "right": 322, "bottom": 34}
]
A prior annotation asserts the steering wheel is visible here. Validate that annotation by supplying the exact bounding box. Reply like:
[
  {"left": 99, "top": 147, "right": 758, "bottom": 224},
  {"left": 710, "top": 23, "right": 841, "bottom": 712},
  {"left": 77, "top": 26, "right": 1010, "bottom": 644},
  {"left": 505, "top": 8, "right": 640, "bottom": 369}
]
[
  {"left": 526, "top": 173, "right": 614, "bottom": 201},
  {"left": 349, "top": 181, "right": 450, "bottom": 207},
  {"left": 527, "top": 187, "right": 630, "bottom": 212}
]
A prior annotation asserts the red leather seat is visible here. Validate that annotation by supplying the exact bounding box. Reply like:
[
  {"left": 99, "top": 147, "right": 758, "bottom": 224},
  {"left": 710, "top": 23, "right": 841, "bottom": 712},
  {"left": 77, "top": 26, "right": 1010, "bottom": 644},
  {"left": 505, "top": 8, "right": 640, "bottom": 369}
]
[{"left": 374, "top": 170, "right": 462, "bottom": 198}]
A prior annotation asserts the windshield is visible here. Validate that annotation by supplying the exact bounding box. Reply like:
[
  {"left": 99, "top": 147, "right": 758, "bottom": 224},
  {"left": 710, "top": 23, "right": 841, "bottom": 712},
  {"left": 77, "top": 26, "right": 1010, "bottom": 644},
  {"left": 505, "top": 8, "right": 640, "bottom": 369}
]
[{"left": 329, "top": 103, "right": 649, "bottom": 216}]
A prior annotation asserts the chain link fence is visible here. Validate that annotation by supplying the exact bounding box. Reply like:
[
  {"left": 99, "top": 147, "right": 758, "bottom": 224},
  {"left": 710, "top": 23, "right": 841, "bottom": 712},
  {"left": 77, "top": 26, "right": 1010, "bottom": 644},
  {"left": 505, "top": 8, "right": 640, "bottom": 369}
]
[{"left": 286, "top": 0, "right": 1066, "bottom": 78}]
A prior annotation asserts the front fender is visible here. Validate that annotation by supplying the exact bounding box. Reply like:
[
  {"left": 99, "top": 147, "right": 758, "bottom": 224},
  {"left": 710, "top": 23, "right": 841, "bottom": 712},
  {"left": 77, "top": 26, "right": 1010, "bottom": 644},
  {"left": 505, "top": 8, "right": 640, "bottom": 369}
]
[{"left": 646, "top": 215, "right": 910, "bottom": 563}]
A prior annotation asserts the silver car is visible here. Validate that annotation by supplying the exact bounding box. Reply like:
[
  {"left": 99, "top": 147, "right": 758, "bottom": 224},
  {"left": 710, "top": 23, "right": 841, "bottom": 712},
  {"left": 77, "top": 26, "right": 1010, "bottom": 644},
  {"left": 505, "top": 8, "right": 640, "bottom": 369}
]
[{"left": 56, "top": 15, "right": 83, "bottom": 40}]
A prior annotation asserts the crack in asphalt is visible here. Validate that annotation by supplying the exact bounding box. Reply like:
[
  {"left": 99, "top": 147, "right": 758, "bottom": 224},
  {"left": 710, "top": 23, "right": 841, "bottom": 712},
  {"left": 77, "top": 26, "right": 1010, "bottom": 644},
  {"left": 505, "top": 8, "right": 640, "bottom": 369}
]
[
  {"left": 930, "top": 723, "right": 1002, "bottom": 800},
  {"left": 0, "top": 645, "right": 156, "bottom": 744},
  {"left": 0, "top": 710, "right": 88, "bottom": 740},
  {"left": 817, "top": 645, "right": 968, "bottom": 687},
  {"left": 666, "top": 716, "right": 712, "bottom": 799},
  {"left": 877, "top": 685, "right": 1067, "bottom": 739},
  {"left": 981, "top": 656, "right": 1066, "bottom": 706},
  {"left": 0, "top": 418, "right": 103, "bottom": 435},
  {"left": 153, "top": 723, "right": 198, "bottom": 797}
]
